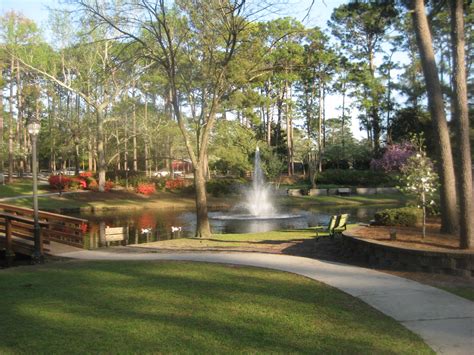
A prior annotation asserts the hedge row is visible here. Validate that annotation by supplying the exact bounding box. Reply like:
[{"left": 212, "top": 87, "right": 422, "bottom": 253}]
[
  {"left": 316, "top": 169, "right": 397, "bottom": 187},
  {"left": 374, "top": 207, "right": 422, "bottom": 227}
]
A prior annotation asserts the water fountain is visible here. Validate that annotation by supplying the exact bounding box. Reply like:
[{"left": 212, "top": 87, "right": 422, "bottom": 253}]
[
  {"left": 211, "top": 147, "right": 299, "bottom": 225},
  {"left": 241, "top": 146, "right": 276, "bottom": 218}
]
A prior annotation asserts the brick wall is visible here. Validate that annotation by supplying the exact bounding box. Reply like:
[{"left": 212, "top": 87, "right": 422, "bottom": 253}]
[{"left": 341, "top": 233, "right": 474, "bottom": 278}]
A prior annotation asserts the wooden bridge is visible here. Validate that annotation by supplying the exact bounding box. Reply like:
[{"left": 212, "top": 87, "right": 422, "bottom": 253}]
[{"left": 0, "top": 203, "right": 88, "bottom": 259}]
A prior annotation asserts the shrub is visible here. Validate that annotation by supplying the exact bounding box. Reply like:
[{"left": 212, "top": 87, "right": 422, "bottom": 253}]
[
  {"left": 79, "top": 171, "right": 94, "bottom": 178},
  {"left": 316, "top": 169, "right": 396, "bottom": 187},
  {"left": 206, "top": 178, "right": 244, "bottom": 197},
  {"left": 48, "top": 175, "right": 72, "bottom": 191},
  {"left": 136, "top": 182, "right": 156, "bottom": 195},
  {"left": 153, "top": 177, "right": 167, "bottom": 191},
  {"left": 371, "top": 142, "right": 415, "bottom": 172},
  {"left": 86, "top": 177, "right": 98, "bottom": 190},
  {"left": 70, "top": 177, "right": 87, "bottom": 190},
  {"left": 88, "top": 179, "right": 113, "bottom": 192},
  {"left": 104, "top": 180, "right": 114, "bottom": 192},
  {"left": 374, "top": 207, "right": 422, "bottom": 227},
  {"left": 165, "top": 179, "right": 186, "bottom": 191}
]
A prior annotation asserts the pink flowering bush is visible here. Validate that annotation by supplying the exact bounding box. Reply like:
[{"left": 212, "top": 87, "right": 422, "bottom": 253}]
[{"left": 371, "top": 142, "right": 415, "bottom": 172}]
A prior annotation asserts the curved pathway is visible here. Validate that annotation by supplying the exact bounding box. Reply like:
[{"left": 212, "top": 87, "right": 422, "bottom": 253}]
[{"left": 56, "top": 249, "right": 473, "bottom": 354}]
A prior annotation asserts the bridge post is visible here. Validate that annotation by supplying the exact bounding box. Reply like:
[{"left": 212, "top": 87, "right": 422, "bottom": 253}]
[{"left": 5, "top": 217, "right": 15, "bottom": 266}]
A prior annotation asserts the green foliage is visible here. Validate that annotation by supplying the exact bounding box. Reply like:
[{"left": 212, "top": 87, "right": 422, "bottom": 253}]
[
  {"left": 206, "top": 178, "right": 246, "bottom": 197},
  {"left": 106, "top": 171, "right": 152, "bottom": 187},
  {"left": 209, "top": 120, "right": 256, "bottom": 176},
  {"left": 259, "top": 147, "right": 286, "bottom": 182},
  {"left": 374, "top": 207, "right": 422, "bottom": 227},
  {"left": 391, "top": 108, "right": 433, "bottom": 146},
  {"left": 316, "top": 169, "right": 396, "bottom": 187}
]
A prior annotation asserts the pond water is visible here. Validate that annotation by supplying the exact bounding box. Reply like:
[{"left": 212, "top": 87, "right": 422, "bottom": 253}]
[{"left": 66, "top": 204, "right": 401, "bottom": 249}]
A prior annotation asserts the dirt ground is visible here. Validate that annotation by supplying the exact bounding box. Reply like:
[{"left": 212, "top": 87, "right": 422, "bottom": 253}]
[{"left": 348, "top": 221, "right": 465, "bottom": 252}]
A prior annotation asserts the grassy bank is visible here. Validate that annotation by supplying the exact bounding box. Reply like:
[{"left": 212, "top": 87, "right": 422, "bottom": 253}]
[
  {"left": 0, "top": 261, "right": 432, "bottom": 354},
  {"left": 278, "top": 193, "right": 410, "bottom": 208},
  {"left": 0, "top": 178, "right": 50, "bottom": 198},
  {"left": 2, "top": 188, "right": 409, "bottom": 212},
  {"left": 133, "top": 229, "right": 319, "bottom": 252}
]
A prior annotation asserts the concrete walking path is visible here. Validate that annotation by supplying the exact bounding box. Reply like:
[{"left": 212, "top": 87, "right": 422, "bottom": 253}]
[{"left": 56, "top": 249, "right": 474, "bottom": 354}]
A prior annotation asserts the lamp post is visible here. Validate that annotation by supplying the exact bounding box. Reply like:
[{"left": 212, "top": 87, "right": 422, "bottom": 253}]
[{"left": 27, "top": 119, "right": 43, "bottom": 264}]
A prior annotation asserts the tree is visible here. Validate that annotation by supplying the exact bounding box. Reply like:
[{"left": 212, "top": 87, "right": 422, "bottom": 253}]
[
  {"left": 0, "top": 11, "right": 40, "bottom": 182},
  {"left": 329, "top": 1, "right": 398, "bottom": 153},
  {"left": 298, "top": 27, "right": 336, "bottom": 176},
  {"left": 449, "top": 0, "right": 473, "bottom": 249},
  {"left": 15, "top": 17, "right": 143, "bottom": 191},
  {"left": 399, "top": 149, "right": 438, "bottom": 239},
  {"left": 79, "top": 0, "right": 251, "bottom": 237},
  {"left": 209, "top": 119, "right": 256, "bottom": 176},
  {"left": 410, "top": 0, "right": 458, "bottom": 234}
]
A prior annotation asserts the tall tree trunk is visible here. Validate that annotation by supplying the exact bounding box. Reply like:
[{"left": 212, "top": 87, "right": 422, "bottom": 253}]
[
  {"left": 49, "top": 95, "right": 55, "bottom": 172},
  {"left": 285, "top": 80, "right": 293, "bottom": 176},
  {"left": 318, "top": 80, "right": 323, "bottom": 172},
  {"left": 96, "top": 109, "right": 106, "bottom": 192},
  {"left": 276, "top": 88, "right": 283, "bottom": 147},
  {"left": 124, "top": 113, "right": 129, "bottom": 171},
  {"left": 265, "top": 83, "right": 272, "bottom": 146},
  {"left": 115, "top": 123, "right": 121, "bottom": 171},
  {"left": 0, "top": 63, "right": 4, "bottom": 176},
  {"left": 74, "top": 95, "right": 81, "bottom": 175},
  {"left": 16, "top": 60, "right": 25, "bottom": 177},
  {"left": 8, "top": 56, "right": 14, "bottom": 183},
  {"left": 194, "top": 163, "right": 211, "bottom": 238},
  {"left": 411, "top": 0, "right": 458, "bottom": 233},
  {"left": 368, "top": 49, "right": 381, "bottom": 153},
  {"left": 132, "top": 95, "right": 138, "bottom": 172},
  {"left": 450, "top": 0, "right": 473, "bottom": 249},
  {"left": 144, "top": 96, "right": 149, "bottom": 177},
  {"left": 341, "top": 81, "right": 346, "bottom": 154}
]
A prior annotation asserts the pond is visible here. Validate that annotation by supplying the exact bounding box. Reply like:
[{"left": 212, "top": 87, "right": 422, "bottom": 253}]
[{"left": 66, "top": 204, "right": 401, "bottom": 249}]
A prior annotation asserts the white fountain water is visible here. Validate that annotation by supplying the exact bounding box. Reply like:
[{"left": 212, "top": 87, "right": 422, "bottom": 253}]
[
  {"left": 211, "top": 146, "right": 299, "bottom": 224},
  {"left": 242, "top": 146, "right": 276, "bottom": 217}
]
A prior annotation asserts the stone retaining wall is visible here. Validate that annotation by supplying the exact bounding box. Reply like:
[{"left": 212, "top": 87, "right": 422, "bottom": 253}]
[
  {"left": 341, "top": 232, "right": 474, "bottom": 278},
  {"left": 295, "top": 187, "right": 400, "bottom": 196}
]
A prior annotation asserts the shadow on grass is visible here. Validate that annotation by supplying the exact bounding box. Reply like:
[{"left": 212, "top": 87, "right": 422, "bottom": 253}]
[{"left": 0, "top": 261, "right": 432, "bottom": 354}]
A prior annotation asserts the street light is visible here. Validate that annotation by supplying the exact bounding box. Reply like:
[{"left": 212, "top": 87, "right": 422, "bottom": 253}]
[{"left": 27, "top": 119, "right": 43, "bottom": 264}]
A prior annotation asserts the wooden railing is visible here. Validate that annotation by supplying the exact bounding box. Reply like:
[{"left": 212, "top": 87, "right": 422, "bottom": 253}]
[
  {"left": 0, "top": 203, "right": 88, "bottom": 255},
  {"left": 0, "top": 212, "right": 50, "bottom": 256}
]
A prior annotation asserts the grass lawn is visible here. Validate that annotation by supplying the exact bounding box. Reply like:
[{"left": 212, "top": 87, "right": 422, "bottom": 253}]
[
  {"left": 3, "top": 188, "right": 409, "bottom": 212},
  {"left": 0, "top": 261, "right": 433, "bottom": 354},
  {"left": 2, "top": 190, "right": 199, "bottom": 211},
  {"left": 136, "top": 229, "right": 324, "bottom": 252},
  {"left": 0, "top": 179, "right": 50, "bottom": 198},
  {"left": 278, "top": 193, "right": 410, "bottom": 207},
  {"left": 439, "top": 287, "right": 474, "bottom": 302}
]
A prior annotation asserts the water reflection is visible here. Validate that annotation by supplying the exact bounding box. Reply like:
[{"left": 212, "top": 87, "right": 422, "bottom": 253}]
[{"left": 67, "top": 204, "right": 401, "bottom": 249}]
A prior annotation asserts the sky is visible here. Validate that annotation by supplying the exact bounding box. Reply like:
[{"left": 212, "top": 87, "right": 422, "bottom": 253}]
[{"left": 0, "top": 0, "right": 365, "bottom": 138}]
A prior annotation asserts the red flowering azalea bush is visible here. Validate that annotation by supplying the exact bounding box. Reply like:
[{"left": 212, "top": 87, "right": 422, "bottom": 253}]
[
  {"left": 87, "top": 178, "right": 98, "bottom": 190},
  {"left": 48, "top": 175, "right": 72, "bottom": 191},
  {"left": 86, "top": 179, "right": 113, "bottom": 192},
  {"left": 104, "top": 180, "right": 114, "bottom": 192},
  {"left": 70, "top": 177, "right": 87, "bottom": 190},
  {"left": 79, "top": 171, "right": 94, "bottom": 178},
  {"left": 136, "top": 182, "right": 156, "bottom": 195},
  {"left": 165, "top": 179, "right": 185, "bottom": 191}
]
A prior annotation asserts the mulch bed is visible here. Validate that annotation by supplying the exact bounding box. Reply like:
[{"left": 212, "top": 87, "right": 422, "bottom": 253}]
[{"left": 348, "top": 222, "right": 464, "bottom": 252}]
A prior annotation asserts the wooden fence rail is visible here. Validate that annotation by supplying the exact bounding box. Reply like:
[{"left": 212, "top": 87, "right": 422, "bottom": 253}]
[{"left": 0, "top": 203, "right": 88, "bottom": 256}]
